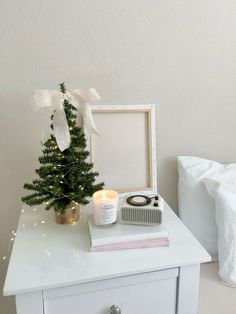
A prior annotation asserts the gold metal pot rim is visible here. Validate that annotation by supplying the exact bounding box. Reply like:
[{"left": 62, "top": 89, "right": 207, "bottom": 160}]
[{"left": 54, "top": 202, "right": 81, "bottom": 224}]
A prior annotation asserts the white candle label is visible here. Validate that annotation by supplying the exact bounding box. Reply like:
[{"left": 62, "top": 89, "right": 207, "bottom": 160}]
[
  {"left": 99, "top": 203, "right": 117, "bottom": 224},
  {"left": 93, "top": 190, "right": 118, "bottom": 226}
]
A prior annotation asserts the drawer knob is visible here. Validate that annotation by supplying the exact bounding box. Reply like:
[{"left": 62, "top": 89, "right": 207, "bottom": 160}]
[{"left": 110, "top": 304, "right": 121, "bottom": 314}]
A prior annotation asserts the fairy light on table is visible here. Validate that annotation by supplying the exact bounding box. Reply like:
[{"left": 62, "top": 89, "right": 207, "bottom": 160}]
[{"left": 1, "top": 206, "right": 47, "bottom": 263}]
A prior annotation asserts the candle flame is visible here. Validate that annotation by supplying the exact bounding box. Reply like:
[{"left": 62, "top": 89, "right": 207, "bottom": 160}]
[{"left": 101, "top": 190, "right": 107, "bottom": 200}]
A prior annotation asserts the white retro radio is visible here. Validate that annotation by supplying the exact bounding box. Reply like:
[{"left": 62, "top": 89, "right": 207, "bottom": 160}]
[{"left": 119, "top": 194, "right": 164, "bottom": 226}]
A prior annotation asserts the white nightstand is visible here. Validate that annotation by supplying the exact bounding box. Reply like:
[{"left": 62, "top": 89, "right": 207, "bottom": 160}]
[{"left": 4, "top": 201, "right": 211, "bottom": 314}]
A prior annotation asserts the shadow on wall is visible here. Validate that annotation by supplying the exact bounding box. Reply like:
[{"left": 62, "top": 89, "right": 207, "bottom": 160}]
[{"left": 158, "top": 156, "right": 179, "bottom": 213}]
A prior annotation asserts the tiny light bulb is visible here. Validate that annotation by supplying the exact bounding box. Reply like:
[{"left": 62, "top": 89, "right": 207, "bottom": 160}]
[
  {"left": 2, "top": 256, "right": 6, "bottom": 261},
  {"left": 41, "top": 220, "right": 45, "bottom": 224},
  {"left": 21, "top": 209, "right": 25, "bottom": 213},
  {"left": 33, "top": 208, "right": 37, "bottom": 211},
  {"left": 10, "top": 238, "right": 14, "bottom": 241}
]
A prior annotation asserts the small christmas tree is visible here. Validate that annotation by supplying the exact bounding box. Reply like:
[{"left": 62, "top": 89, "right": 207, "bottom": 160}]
[{"left": 22, "top": 83, "right": 104, "bottom": 214}]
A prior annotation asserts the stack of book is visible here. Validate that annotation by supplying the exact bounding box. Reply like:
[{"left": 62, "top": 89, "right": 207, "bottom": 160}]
[{"left": 87, "top": 215, "right": 169, "bottom": 252}]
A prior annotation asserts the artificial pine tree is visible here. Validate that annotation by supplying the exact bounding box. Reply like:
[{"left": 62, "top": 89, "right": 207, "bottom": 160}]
[{"left": 22, "top": 83, "right": 104, "bottom": 214}]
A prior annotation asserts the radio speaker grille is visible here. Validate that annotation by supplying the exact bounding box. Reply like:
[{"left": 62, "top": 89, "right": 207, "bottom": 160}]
[{"left": 121, "top": 207, "right": 162, "bottom": 224}]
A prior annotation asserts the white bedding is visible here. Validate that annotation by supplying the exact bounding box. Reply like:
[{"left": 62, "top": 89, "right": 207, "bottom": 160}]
[
  {"left": 204, "top": 179, "right": 236, "bottom": 286},
  {"left": 177, "top": 155, "right": 236, "bottom": 286}
]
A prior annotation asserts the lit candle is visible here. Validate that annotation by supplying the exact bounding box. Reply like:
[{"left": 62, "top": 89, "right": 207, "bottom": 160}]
[{"left": 93, "top": 190, "right": 118, "bottom": 225}]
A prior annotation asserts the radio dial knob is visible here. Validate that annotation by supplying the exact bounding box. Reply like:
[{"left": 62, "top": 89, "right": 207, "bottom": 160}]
[{"left": 110, "top": 305, "right": 121, "bottom": 314}]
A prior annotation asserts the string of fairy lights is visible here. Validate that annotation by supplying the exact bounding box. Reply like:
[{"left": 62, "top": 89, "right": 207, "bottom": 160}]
[
  {"left": 1, "top": 206, "right": 65, "bottom": 263},
  {"left": 1, "top": 173, "right": 81, "bottom": 264},
  {"left": 1, "top": 129, "right": 87, "bottom": 263},
  {"left": 2, "top": 230, "right": 17, "bottom": 263},
  {"left": 40, "top": 134, "right": 88, "bottom": 200},
  {"left": 38, "top": 146, "right": 87, "bottom": 204}
]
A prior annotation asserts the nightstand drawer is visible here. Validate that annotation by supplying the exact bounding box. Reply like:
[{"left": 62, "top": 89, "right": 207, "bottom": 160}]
[{"left": 44, "top": 268, "right": 178, "bottom": 314}]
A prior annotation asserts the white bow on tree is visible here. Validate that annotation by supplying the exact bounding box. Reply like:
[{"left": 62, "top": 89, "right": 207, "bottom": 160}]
[{"left": 33, "top": 88, "right": 101, "bottom": 151}]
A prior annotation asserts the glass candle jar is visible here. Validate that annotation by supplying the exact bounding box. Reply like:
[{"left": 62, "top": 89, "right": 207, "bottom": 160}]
[{"left": 93, "top": 190, "right": 118, "bottom": 225}]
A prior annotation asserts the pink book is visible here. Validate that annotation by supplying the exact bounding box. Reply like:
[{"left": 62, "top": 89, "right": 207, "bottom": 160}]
[
  {"left": 90, "top": 237, "right": 169, "bottom": 252},
  {"left": 88, "top": 215, "right": 169, "bottom": 252}
]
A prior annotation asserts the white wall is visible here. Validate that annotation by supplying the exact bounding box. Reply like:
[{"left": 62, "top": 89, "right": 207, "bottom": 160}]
[{"left": 1, "top": 1, "right": 236, "bottom": 313}]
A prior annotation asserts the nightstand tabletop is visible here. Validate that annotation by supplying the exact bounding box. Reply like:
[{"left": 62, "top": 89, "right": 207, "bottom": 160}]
[{"left": 4, "top": 200, "right": 211, "bottom": 296}]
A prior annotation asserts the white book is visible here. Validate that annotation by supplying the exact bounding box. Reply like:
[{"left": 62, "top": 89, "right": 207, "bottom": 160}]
[{"left": 87, "top": 215, "right": 169, "bottom": 247}]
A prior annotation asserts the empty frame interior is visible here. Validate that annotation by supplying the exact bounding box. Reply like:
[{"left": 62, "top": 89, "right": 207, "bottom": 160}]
[{"left": 90, "top": 106, "right": 156, "bottom": 194}]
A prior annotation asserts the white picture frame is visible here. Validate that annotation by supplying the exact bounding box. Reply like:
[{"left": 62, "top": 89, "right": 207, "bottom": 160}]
[{"left": 88, "top": 104, "right": 157, "bottom": 196}]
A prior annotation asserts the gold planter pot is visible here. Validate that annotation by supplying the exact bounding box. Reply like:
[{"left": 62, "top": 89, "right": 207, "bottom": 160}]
[{"left": 54, "top": 202, "right": 81, "bottom": 224}]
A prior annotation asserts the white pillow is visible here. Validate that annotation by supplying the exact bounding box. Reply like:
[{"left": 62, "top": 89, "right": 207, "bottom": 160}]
[
  {"left": 203, "top": 179, "right": 236, "bottom": 287},
  {"left": 178, "top": 156, "right": 236, "bottom": 259}
]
